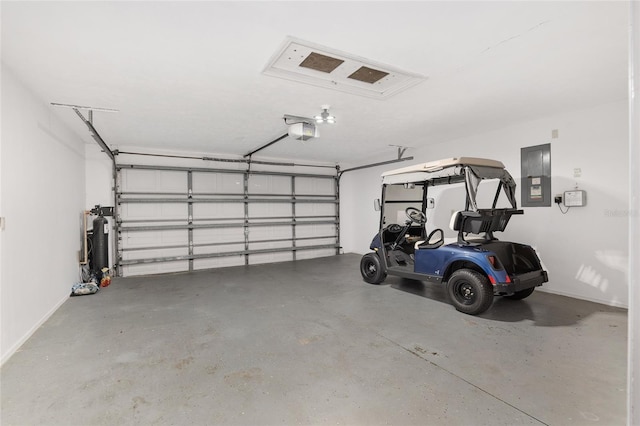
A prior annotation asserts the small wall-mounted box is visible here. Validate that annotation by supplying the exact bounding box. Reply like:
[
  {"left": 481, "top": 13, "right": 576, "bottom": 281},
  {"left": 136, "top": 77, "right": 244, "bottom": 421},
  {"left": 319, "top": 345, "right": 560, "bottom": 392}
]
[{"left": 563, "top": 190, "right": 586, "bottom": 207}]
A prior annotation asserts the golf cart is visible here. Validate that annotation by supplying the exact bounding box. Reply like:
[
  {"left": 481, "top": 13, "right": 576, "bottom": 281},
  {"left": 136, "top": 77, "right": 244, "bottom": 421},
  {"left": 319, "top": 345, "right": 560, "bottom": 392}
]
[{"left": 360, "top": 157, "right": 548, "bottom": 315}]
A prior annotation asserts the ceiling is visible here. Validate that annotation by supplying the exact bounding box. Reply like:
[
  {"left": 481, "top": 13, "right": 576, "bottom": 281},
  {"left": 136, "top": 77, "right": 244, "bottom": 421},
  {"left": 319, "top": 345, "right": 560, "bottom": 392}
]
[{"left": 1, "top": 1, "right": 629, "bottom": 166}]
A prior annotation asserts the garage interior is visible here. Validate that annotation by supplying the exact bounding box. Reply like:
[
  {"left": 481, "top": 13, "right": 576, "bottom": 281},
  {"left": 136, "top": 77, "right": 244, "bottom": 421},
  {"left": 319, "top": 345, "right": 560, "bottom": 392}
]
[{"left": 1, "top": 2, "right": 638, "bottom": 425}]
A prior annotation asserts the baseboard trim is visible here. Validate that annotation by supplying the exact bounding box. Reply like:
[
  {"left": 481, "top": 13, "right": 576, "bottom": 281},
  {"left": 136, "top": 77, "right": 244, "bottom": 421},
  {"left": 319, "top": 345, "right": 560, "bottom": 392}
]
[
  {"left": 1, "top": 293, "right": 69, "bottom": 366},
  {"left": 536, "top": 287, "right": 628, "bottom": 309}
]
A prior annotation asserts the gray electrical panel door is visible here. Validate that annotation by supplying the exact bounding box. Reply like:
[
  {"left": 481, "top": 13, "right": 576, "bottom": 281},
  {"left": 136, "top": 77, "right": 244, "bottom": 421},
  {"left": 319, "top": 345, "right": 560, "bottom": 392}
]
[{"left": 521, "top": 143, "right": 551, "bottom": 207}]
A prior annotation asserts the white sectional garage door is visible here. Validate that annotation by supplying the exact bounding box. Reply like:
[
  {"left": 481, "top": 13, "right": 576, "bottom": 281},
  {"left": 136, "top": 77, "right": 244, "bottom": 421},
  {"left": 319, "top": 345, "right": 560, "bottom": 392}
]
[{"left": 115, "top": 163, "right": 339, "bottom": 277}]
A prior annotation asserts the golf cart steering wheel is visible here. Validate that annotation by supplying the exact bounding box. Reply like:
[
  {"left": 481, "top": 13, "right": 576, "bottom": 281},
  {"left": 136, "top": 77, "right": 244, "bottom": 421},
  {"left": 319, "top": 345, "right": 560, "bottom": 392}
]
[{"left": 405, "top": 207, "right": 427, "bottom": 225}]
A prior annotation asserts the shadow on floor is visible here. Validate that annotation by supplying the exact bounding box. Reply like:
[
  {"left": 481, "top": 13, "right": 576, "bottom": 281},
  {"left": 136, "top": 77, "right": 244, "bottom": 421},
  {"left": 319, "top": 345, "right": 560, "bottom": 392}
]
[{"left": 389, "top": 277, "right": 624, "bottom": 327}]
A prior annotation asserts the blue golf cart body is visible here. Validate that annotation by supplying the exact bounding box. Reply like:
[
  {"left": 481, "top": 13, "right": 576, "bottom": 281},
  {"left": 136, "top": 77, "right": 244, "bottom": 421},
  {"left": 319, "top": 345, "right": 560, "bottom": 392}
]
[{"left": 360, "top": 157, "right": 548, "bottom": 315}]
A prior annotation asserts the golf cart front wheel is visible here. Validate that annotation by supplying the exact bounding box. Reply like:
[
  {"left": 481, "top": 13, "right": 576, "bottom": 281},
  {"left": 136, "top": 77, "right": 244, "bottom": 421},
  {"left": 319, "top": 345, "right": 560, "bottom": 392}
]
[
  {"left": 446, "top": 269, "right": 493, "bottom": 315},
  {"left": 360, "top": 253, "right": 387, "bottom": 284}
]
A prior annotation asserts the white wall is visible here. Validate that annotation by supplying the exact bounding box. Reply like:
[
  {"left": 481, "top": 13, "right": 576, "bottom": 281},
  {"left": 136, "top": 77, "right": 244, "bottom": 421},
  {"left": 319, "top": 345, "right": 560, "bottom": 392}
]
[
  {"left": 341, "top": 100, "right": 629, "bottom": 308},
  {"left": 85, "top": 144, "right": 113, "bottom": 208},
  {"left": 0, "top": 63, "right": 86, "bottom": 364},
  {"left": 628, "top": 2, "right": 640, "bottom": 423}
]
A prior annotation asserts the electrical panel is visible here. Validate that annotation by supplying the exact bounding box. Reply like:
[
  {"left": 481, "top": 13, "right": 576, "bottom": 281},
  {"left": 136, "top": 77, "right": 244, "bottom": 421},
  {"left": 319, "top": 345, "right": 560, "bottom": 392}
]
[{"left": 521, "top": 143, "right": 552, "bottom": 207}]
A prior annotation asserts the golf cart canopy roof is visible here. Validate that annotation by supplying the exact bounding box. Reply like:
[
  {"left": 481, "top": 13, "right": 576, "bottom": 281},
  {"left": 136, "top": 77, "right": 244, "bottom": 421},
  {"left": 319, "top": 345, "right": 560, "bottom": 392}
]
[{"left": 381, "top": 157, "right": 518, "bottom": 210}]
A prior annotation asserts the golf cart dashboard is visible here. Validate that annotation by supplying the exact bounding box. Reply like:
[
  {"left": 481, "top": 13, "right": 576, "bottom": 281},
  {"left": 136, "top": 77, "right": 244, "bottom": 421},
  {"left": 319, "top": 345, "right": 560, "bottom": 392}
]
[{"left": 383, "top": 223, "right": 423, "bottom": 238}]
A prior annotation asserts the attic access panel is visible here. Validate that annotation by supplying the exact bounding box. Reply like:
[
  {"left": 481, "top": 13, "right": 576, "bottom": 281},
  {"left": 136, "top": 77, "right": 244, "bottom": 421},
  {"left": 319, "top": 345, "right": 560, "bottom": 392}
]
[
  {"left": 299, "top": 52, "right": 344, "bottom": 73},
  {"left": 348, "top": 66, "right": 389, "bottom": 84},
  {"left": 262, "top": 36, "right": 426, "bottom": 99}
]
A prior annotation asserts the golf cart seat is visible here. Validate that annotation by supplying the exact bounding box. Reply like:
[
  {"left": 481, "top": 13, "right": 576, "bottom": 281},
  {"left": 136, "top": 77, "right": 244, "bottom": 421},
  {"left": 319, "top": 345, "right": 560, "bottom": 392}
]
[
  {"left": 450, "top": 209, "right": 523, "bottom": 244},
  {"left": 413, "top": 228, "right": 444, "bottom": 250}
]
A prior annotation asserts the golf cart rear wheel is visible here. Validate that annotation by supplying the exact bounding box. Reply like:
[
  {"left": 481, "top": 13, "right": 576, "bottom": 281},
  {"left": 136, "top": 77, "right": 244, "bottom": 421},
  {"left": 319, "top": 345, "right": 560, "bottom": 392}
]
[
  {"left": 446, "top": 269, "right": 493, "bottom": 315},
  {"left": 360, "top": 252, "right": 386, "bottom": 284},
  {"left": 504, "top": 286, "right": 535, "bottom": 300}
]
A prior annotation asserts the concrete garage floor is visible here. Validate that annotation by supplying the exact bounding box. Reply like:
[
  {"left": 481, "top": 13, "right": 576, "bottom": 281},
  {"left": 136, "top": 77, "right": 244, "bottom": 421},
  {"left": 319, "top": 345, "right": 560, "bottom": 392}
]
[{"left": 1, "top": 254, "right": 627, "bottom": 425}]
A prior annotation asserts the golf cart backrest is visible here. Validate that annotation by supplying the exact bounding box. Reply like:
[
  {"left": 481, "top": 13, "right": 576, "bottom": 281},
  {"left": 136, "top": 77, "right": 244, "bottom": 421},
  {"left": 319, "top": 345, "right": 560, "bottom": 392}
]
[{"left": 450, "top": 209, "right": 523, "bottom": 244}]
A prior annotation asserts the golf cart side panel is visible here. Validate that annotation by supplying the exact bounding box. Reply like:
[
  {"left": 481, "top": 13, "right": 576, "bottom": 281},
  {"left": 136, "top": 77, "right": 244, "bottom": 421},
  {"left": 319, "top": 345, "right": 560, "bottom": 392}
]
[
  {"left": 415, "top": 245, "right": 510, "bottom": 283},
  {"left": 413, "top": 247, "right": 450, "bottom": 275},
  {"left": 478, "top": 240, "right": 548, "bottom": 293},
  {"left": 370, "top": 233, "right": 383, "bottom": 251},
  {"left": 479, "top": 241, "right": 543, "bottom": 274}
]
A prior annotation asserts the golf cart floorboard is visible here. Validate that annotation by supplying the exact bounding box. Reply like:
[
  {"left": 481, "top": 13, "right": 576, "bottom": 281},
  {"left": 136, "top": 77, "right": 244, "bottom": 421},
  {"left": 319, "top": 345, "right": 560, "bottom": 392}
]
[{"left": 387, "top": 267, "right": 442, "bottom": 283}]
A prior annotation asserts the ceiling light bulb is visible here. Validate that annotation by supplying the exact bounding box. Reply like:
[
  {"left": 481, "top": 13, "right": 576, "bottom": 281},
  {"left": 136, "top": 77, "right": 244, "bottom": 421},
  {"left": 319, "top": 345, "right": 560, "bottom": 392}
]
[{"left": 313, "top": 106, "right": 336, "bottom": 124}]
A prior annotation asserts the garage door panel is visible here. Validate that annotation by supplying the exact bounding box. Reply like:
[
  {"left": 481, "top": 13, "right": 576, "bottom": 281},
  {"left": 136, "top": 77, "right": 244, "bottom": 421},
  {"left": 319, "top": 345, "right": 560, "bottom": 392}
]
[
  {"left": 120, "top": 169, "right": 157, "bottom": 192},
  {"left": 122, "top": 246, "right": 188, "bottom": 262},
  {"left": 296, "top": 223, "right": 336, "bottom": 238},
  {"left": 248, "top": 203, "right": 291, "bottom": 218},
  {"left": 193, "top": 203, "right": 244, "bottom": 220},
  {"left": 295, "top": 203, "right": 335, "bottom": 217},
  {"left": 116, "top": 165, "right": 338, "bottom": 277},
  {"left": 193, "top": 242, "right": 245, "bottom": 253},
  {"left": 121, "top": 203, "right": 188, "bottom": 221},
  {"left": 249, "top": 175, "right": 290, "bottom": 194},
  {"left": 295, "top": 177, "right": 334, "bottom": 195},
  {"left": 295, "top": 236, "right": 336, "bottom": 247},
  {"left": 123, "top": 260, "right": 190, "bottom": 276},
  {"left": 193, "top": 227, "right": 244, "bottom": 244},
  {"left": 193, "top": 255, "right": 245, "bottom": 270},
  {"left": 249, "top": 240, "right": 291, "bottom": 251},
  {"left": 121, "top": 169, "right": 186, "bottom": 193},
  {"left": 249, "top": 225, "right": 292, "bottom": 241},
  {"left": 122, "top": 229, "right": 188, "bottom": 248},
  {"left": 249, "top": 252, "right": 293, "bottom": 265},
  {"left": 192, "top": 172, "right": 243, "bottom": 194},
  {"left": 296, "top": 248, "right": 336, "bottom": 260}
]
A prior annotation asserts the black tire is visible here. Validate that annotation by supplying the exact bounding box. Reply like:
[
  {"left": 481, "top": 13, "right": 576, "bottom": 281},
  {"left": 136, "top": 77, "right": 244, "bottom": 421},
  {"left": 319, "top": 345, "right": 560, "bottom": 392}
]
[
  {"left": 360, "top": 252, "right": 387, "bottom": 284},
  {"left": 504, "top": 286, "right": 535, "bottom": 300},
  {"left": 446, "top": 269, "right": 494, "bottom": 315}
]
